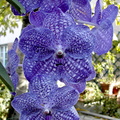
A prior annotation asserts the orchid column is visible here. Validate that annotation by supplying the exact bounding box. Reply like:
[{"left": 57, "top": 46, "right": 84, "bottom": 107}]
[{"left": 6, "top": 0, "right": 118, "bottom": 120}]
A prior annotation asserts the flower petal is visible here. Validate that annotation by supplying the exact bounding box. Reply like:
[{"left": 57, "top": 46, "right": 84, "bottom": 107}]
[
  {"left": 92, "top": 5, "right": 118, "bottom": 55},
  {"left": 11, "top": 72, "right": 19, "bottom": 90},
  {"left": 6, "top": 38, "right": 19, "bottom": 73},
  {"left": 12, "top": 38, "right": 19, "bottom": 50},
  {"left": 62, "top": 25, "right": 95, "bottom": 59},
  {"left": 11, "top": 0, "right": 42, "bottom": 15},
  {"left": 65, "top": 79, "right": 86, "bottom": 93},
  {"left": 41, "top": 0, "right": 70, "bottom": 13},
  {"left": 6, "top": 50, "right": 19, "bottom": 74},
  {"left": 20, "top": 25, "right": 35, "bottom": 36},
  {"left": 20, "top": 110, "right": 45, "bottom": 120},
  {"left": 91, "top": 0, "right": 102, "bottom": 24},
  {"left": 29, "top": 74, "right": 58, "bottom": 100},
  {"left": 19, "top": 27, "right": 55, "bottom": 61},
  {"left": 51, "top": 86, "right": 79, "bottom": 110},
  {"left": 61, "top": 56, "right": 94, "bottom": 83},
  {"left": 6, "top": 39, "right": 19, "bottom": 90},
  {"left": 93, "top": 24, "right": 113, "bottom": 55},
  {"left": 43, "top": 8, "right": 75, "bottom": 39},
  {"left": 11, "top": 92, "right": 42, "bottom": 114},
  {"left": 23, "top": 56, "right": 58, "bottom": 81},
  {"left": 52, "top": 107, "right": 80, "bottom": 120},
  {"left": 70, "top": 0, "right": 91, "bottom": 21},
  {"left": 29, "top": 10, "right": 46, "bottom": 27}
]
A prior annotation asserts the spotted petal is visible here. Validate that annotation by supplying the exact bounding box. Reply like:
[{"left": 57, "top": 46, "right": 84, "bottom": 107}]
[
  {"left": 62, "top": 56, "right": 94, "bottom": 83},
  {"left": 6, "top": 50, "right": 19, "bottom": 74},
  {"left": 62, "top": 25, "right": 95, "bottom": 59},
  {"left": 43, "top": 8, "right": 75, "bottom": 39},
  {"left": 92, "top": 5, "right": 118, "bottom": 55},
  {"left": 19, "top": 27, "right": 55, "bottom": 61},
  {"left": 11, "top": 0, "right": 42, "bottom": 15},
  {"left": 20, "top": 25, "right": 35, "bottom": 36},
  {"left": 41, "top": 0, "right": 70, "bottom": 13},
  {"left": 6, "top": 38, "right": 19, "bottom": 74},
  {"left": 52, "top": 107, "right": 80, "bottom": 120},
  {"left": 20, "top": 111, "right": 45, "bottom": 120},
  {"left": 23, "top": 56, "right": 58, "bottom": 81},
  {"left": 29, "top": 74, "right": 58, "bottom": 100},
  {"left": 11, "top": 93, "right": 43, "bottom": 114},
  {"left": 11, "top": 72, "right": 19, "bottom": 90},
  {"left": 93, "top": 22, "right": 113, "bottom": 55},
  {"left": 23, "top": 54, "right": 94, "bottom": 84},
  {"left": 70, "top": 0, "right": 91, "bottom": 21},
  {"left": 6, "top": 38, "right": 19, "bottom": 90},
  {"left": 51, "top": 86, "right": 79, "bottom": 110}
]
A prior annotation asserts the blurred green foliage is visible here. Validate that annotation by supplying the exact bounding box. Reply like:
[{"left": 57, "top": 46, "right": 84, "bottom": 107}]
[
  {"left": 101, "top": 96, "right": 120, "bottom": 118},
  {"left": 81, "top": 82, "right": 104, "bottom": 102},
  {"left": 0, "top": 80, "right": 11, "bottom": 120},
  {"left": 0, "top": 0, "right": 22, "bottom": 36},
  {"left": 80, "top": 82, "right": 120, "bottom": 118}
]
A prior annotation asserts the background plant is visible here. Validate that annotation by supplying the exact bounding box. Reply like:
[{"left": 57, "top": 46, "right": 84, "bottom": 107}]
[
  {"left": 0, "top": 80, "right": 11, "bottom": 120},
  {"left": 0, "top": 0, "right": 22, "bottom": 36}
]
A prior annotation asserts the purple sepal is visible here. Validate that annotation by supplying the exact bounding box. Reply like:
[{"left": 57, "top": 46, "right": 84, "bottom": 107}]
[
  {"left": 92, "top": 22, "right": 113, "bottom": 55},
  {"left": 92, "top": 4, "right": 118, "bottom": 55},
  {"left": 6, "top": 38, "right": 19, "bottom": 90},
  {"left": 91, "top": 0, "right": 102, "bottom": 24}
]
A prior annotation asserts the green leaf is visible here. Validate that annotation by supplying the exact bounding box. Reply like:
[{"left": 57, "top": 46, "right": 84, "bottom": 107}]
[
  {"left": 0, "top": 62, "right": 14, "bottom": 92},
  {"left": 6, "top": 0, "right": 26, "bottom": 14}
]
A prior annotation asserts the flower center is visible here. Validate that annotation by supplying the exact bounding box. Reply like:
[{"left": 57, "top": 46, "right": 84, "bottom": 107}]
[
  {"left": 56, "top": 50, "right": 64, "bottom": 58},
  {"left": 44, "top": 109, "right": 51, "bottom": 115}
]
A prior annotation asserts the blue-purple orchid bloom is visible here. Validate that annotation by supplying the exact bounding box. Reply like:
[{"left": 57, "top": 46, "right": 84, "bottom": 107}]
[
  {"left": 91, "top": 0, "right": 118, "bottom": 55},
  {"left": 6, "top": 38, "right": 19, "bottom": 91},
  {"left": 12, "top": 75, "right": 80, "bottom": 120},
  {"left": 19, "top": 24, "right": 95, "bottom": 84}
]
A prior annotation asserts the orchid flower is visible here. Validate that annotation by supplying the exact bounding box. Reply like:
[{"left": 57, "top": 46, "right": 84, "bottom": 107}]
[
  {"left": 12, "top": 74, "right": 80, "bottom": 120},
  {"left": 19, "top": 24, "right": 95, "bottom": 84},
  {"left": 6, "top": 38, "right": 19, "bottom": 92},
  {"left": 91, "top": 0, "right": 118, "bottom": 55}
]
